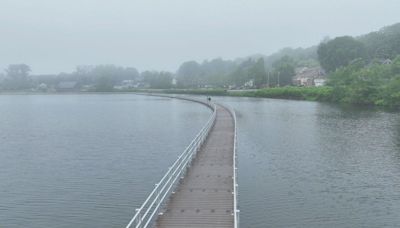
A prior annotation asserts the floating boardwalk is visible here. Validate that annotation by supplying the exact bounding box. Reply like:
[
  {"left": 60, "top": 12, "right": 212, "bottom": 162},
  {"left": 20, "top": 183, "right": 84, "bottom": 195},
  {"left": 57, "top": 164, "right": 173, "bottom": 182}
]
[
  {"left": 156, "top": 104, "right": 236, "bottom": 228},
  {"left": 126, "top": 97, "right": 238, "bottom": 228}
]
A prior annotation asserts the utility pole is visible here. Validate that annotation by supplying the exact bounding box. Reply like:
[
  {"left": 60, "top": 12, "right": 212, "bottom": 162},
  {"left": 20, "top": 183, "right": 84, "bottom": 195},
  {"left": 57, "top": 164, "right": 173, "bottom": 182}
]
[{"left": 277, "top": 71, "right": 280, "bottom": 87}]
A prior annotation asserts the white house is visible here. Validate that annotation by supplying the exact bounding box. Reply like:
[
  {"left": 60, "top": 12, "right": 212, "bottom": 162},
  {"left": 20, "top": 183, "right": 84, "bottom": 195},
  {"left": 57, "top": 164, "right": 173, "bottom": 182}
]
[
  {"left": 293, "top": 67, "right": 326, "bottom": 87},
  {"left": 244, "top": 79, "right": 254, "bottom": 88}
]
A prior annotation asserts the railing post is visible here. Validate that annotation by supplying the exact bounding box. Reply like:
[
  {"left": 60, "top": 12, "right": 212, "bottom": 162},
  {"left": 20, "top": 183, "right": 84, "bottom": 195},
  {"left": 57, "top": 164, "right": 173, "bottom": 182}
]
[
  {"left": 155, "top": 183, "right": 160, "bottom": 205},
  {"left": 135, "top": 208, "right": 141, "bottom": 228}
]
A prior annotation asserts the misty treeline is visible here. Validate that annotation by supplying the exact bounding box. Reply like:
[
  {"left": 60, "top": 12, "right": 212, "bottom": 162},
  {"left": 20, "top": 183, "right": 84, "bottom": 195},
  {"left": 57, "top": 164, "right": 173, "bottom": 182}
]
[
  {"left": 0, "top": 54, "right": 311, "bottom": 92},
  {"left": 176, "top": 52, "right": 314, "bottom": 88},
  {"left": 318, "top": 23, "right": 400, "bottom": 106},
  {"left": 0, "top": 64, "right": 174, "bottom": 91},
  {"left": 1, "top": 23, "right": 400, "bottom": 106},
  {"left": 178, "top": 23, "right": 400, "bottom": 93},
  {"left": 245, "top": 22, "right": 400, "bottom": 107}
]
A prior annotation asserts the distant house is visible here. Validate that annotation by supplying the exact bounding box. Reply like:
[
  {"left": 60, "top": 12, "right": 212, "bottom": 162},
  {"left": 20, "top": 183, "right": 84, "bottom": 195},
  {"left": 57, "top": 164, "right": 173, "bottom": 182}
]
[
  {"left": 114, "top": 80, "right": 137, "bottom": 90},
  {"left": 244, "top": 79, "right": 254, "bottom": 88},
  {"left": 382, "top": 59, "right": 392, "bottom": 65},
  {"left": 57, "top": 81, "right": 78, "bottom": 92},
  {"left": 118, "top": 80, "right": 136, "bottom": 89},
  {"left": 293, "top": 67, "right": 326, "bottom": 87},
  {"left": 81, "top": 84, "right": 94, "bottom": 92},
  {"left": 37, "top": 83, "right": 48, "bottom": 92}
]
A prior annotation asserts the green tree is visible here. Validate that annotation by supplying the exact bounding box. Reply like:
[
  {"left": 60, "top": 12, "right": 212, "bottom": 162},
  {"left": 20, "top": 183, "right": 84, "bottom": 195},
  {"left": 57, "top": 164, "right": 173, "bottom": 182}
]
[
  {"left": 91, "top": 65, "right": 122, "bottom": 91},
  {"left": 263, "top": 46, "right": 319, "bottom": 68},
  {"left": 318, "top": 36, "right": 367, "bottom": 72},
  {"left": 95, "top": 75, "right": 114, "bottom": 91},
  {"left": 327, "top": 57, "right": 400, "bottom": 106},
  {"left": 272, "top": 56, "right": 295, "bottom": 86},
  {"left": 249, "top": 58, "right": 267, "bottom": 87},
  {"left": 379, "top": 56, "right": 400, "bottom": 106},
  {"left": 142, "top": 71, "right": 173, "bottom": 89},
  {"left": 229, "top": 58, "right": 254, "bottom": 86},
  {"left": 176, "top": 61, "right": 202, "bottom": 87},
  {"left": 359, "top": 23, "right": 400, "bottom": 60},
  {"left": 3, "top": 64, "right": 31, "bottom": 90},
  {"left": 201, "top": 58, "right": 236, "bottom": 86},
  {"left": 71, "top": 64, "right": 139, "bottom": 91}
]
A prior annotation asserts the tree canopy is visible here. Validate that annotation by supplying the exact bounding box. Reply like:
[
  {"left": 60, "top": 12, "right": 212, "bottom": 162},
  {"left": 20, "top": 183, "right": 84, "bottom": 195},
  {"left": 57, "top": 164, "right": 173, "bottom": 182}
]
[
  {"left": 359, "top": 23, "right": 400, "bottom": 60},
  {"left": 2, "top": 64, "right": 31, "bottom": 90},
  {"left": 327, "top": 56, "right": 400, "bottom": 106},
  {"left": 317, "top": 36, "right": 367, "bottom": 72},
  {"left": 142, "top": 71, "right": 173, "bottom": 89},
  {"left": 271, "top": 56, "right": 296, "bottom": 86},
  {"left": 176, "top": 59, "right": 236, "bottom": 87}
]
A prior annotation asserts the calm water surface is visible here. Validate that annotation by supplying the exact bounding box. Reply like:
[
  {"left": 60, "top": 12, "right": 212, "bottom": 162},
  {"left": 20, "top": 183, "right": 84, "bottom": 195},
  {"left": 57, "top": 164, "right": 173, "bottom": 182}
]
[
  {"left": 214, "top": 96, "right": 400, "bottom": 228},
  {"left": 2, "top": 94, "right": 400, "bottom": 228},
  {"left": 0, "top": 94, "right": 211, "bottom": 228}
]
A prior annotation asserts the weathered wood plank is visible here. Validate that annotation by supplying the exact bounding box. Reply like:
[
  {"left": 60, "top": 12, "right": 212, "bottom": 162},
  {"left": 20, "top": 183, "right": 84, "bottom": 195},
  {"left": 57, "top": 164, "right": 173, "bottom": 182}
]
[{"left": 156, "top": 105, "right": 235, "bottom": 228}]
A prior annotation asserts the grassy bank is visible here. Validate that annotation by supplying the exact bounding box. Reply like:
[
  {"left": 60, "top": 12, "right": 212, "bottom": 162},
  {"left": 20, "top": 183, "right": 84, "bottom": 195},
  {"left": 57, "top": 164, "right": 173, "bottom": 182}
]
[
  {"left": 162, "top": 88, "right": 228, "bottom": 96},
  {"left": 159, "top": 86, "right": 397, "bottom": 108},
  {"left": 122, "top": 87, "right": 334, "bottom": 102},
  {"left": 228, "top": 86, "right": 334, "bottom": 101},
  {"left": 123, "top": 87, "right": 333, "bottom": 101}
]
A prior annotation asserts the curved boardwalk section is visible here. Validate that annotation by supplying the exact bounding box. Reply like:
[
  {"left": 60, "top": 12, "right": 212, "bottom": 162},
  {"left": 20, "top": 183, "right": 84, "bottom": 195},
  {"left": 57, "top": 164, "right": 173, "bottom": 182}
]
[{"left": 156, "top": 104, "right": 235, "bottom": 228}]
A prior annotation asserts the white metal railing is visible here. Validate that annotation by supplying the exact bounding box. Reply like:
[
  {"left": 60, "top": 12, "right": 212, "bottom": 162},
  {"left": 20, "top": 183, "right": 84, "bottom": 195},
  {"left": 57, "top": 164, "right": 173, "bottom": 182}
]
[
  {"left": 125, "top": 99, "right": 216, "bottom": 228},
  {"left": 227, "top": 106, "right": 240, "bottom": 228}
]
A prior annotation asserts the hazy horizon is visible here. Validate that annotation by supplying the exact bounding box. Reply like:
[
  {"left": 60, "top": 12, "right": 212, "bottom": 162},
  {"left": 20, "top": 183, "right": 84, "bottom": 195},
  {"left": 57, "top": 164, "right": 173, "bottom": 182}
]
[{"left": 1, "top": 0, "right": 400, "bottom": 74}]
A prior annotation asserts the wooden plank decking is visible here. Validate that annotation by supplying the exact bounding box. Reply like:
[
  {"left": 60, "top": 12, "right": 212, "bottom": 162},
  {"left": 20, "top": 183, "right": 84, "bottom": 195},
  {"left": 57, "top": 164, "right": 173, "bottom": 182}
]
[{"left": 156, "top": 104, "right": 235, "bottom": 228}]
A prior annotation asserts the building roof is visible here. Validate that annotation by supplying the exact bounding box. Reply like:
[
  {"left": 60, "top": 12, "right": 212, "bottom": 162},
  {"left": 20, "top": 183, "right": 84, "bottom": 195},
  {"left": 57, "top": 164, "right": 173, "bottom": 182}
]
[
  {"left": 382, "top": 59, "right": 393, "bottom": 65},
  {"left": 294, "top": 67, "right": 326, "bottom": 80}
]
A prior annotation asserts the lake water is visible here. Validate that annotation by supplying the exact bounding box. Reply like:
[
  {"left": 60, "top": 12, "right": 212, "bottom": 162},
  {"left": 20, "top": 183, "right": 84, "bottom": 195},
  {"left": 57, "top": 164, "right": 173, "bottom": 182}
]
[
  {"left": 1, "top": 94, "right": 400, "bottom": 227},
  {"left": 0, "top": 94, "right": 211, "bottom": 228},
  {"left": 214, "top": 96, "right": 400, "bottom": 228}
]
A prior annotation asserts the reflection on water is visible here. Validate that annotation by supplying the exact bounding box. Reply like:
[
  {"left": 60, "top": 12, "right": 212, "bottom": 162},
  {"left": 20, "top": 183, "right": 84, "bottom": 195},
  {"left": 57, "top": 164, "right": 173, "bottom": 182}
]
[
  {"left": 0, "top": 94, "right": 211, "bottom": 228},
  {"left": 215, "top": 97, "right": 400, "bottom": 228}
]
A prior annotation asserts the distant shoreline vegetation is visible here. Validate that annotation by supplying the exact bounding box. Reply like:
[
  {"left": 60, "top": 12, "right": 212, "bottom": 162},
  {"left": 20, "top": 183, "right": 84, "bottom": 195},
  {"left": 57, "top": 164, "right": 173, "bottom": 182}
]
[
  {"left": 119, "top": 87, "right": 333, "bottom": 101},
  {"left": 0, "top": 85, "right": 398, "bottom": 110},
  {"left": 1, "top": 23, "right": 400, "bottom": 108}
]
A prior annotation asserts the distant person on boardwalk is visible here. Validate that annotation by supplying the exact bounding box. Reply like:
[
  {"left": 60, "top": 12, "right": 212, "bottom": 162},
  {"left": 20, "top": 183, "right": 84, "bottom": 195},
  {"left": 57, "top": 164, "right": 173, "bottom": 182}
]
[{"left": 207, "top": 97, "right": 211, "bottom": 102}]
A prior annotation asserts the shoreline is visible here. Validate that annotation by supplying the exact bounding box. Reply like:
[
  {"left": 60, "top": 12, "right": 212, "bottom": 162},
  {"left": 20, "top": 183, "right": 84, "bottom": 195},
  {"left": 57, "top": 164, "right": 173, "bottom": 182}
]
[{"left": 0, "top": 88, "right": 398, "bottom": 111}]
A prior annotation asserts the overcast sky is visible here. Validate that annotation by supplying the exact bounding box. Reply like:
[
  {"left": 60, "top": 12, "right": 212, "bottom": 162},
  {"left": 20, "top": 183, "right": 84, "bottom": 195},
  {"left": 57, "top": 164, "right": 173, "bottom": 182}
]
[{"left": 1, "top": 0, "right": 399, "bottom": 74}]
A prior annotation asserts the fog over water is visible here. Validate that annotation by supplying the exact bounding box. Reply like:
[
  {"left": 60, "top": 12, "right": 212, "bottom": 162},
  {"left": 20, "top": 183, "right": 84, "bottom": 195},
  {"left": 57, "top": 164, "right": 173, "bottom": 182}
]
[{"left": 1, "top": 0, "right": 400, "bottom": 74}]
